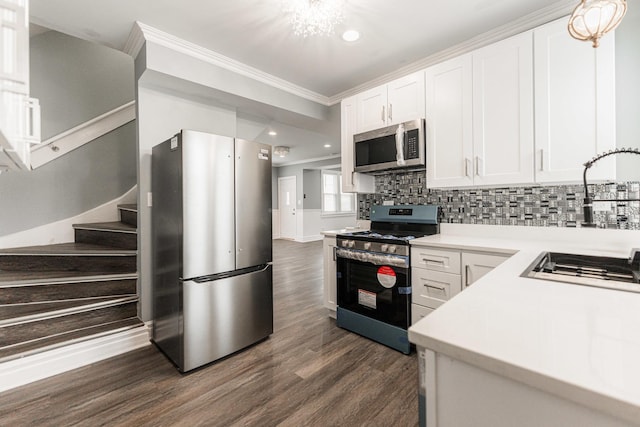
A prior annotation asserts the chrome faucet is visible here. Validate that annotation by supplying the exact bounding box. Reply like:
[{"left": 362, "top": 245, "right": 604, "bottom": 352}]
[{"left": 582, "top": 148, "right": 640, "bottom": 228}]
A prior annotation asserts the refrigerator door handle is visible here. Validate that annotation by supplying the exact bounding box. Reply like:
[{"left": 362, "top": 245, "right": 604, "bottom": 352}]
[{"left": 190, "top": 263, "right": 273, "bottom": 283}]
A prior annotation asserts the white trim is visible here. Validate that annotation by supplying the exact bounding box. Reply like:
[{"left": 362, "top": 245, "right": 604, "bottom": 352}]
[
  {"left": 0, "top": 186, "right": 137, "bottom": 248},
  {"left": 272, "top": 209, "right": 281, "bottom": 240},
  {"left": 274, "top": 154, "right": 341, "bottom": 168},
  {"left": 128, "top": 22, "right": 330, "bottom": 106},
  {"left": 123, "top": 21, "right": 146, "bottom": 59},
  {"left": 124, "top": 3, "right": 574, "bottom": 108},
  {"left": 30, "top": 101, "right": 136, "bottom": 169},
  {"left": 0, "top": 325, "right": 150, "bottom": 393},
  {"left": 328, "top": 1, "right": 576, "bottom": 105},
  {"left": 278, "top": 176, "right": 298, "bottom": 240}
]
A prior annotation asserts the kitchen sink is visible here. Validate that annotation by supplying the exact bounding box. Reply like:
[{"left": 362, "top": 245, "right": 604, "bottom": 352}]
[{"left": 521, "top": 251, "right": 640, "bottom": 293}]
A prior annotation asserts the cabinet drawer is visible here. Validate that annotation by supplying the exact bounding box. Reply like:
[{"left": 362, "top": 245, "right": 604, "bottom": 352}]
[
  {"left": 411, "top": 247, "right": 461, "bottom": 273},
  {"left": 411, "top": 303, "right": 434, "bottom": 325},
  {"left": 412, "top": 268, "right": 462, "bottom": 308}
]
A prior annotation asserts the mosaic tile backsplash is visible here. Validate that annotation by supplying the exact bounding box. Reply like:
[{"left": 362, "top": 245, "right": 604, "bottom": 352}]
[{"left": 357, "top": 170, "right": 640, "bottom": 230}]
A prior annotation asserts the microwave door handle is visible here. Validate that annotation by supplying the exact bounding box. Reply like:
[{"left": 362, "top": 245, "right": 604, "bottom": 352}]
[{"left": 395, "top": 123, "right": 406, "bottom": 166}]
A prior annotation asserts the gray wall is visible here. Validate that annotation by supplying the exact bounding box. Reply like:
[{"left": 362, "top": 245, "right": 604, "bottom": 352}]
[
  {"left": 303, "top": 169, "right": 321, "bottom": 210},
  {"left": 615, "top": 4, "right": 640, "bottom": 181},
  {"left": 273, "top": 158, "right": 340, "bottom": 210},
  {"left": 0, "top": 31, "right": 136, "bottom": 237},
  {"left": 0, "top": 123, "right": 137, "bottom": 235},
  {"left": 30, "top": 31, "right": 134, "bottom": 140}
]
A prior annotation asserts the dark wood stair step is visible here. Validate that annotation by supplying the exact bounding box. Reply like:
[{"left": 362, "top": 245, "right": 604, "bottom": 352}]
[
  {"left": 118, "top": 204, "right": 137, "bottom": 227},
  {"left": 0, "top": 316, "right": 144, "bottom": 363},
  {"left": 0, "top": 295, "right": 137, "bottom": 322},
  {"left": 0, "top": 243, "right": 136, "bottom": 272},
  {"left": 73, "top": 222, "right": 137, "bottom": 249},
  {"left": 0, "top": 299, "right": 138, "bottom": 349},
  {"left": 0, "top": 273, "right": 137, "bottom": 305}
]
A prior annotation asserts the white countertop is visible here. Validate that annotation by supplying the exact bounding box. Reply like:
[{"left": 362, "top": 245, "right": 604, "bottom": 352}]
[{"left": 408, "top": 224, "right": 640, "bottom": 425}]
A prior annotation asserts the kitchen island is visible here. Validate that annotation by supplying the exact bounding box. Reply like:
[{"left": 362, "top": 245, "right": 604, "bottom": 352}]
[{"left": 408, "top": 224, "right": 640, "bottom": 427}]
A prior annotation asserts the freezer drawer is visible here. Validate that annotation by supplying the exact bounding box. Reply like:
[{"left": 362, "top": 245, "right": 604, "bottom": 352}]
[{"left": 182, "top": 265, "right": 273, "bottom": 371}]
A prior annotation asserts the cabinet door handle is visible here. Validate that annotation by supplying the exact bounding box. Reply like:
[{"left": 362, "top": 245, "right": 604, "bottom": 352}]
[
  {"left": 465, "top": 265, "right": 471, "bottom": 287},
  {"left": 465, "top": 158, "right": 472, "bottom": 178},
  {"left": 388, "top": 103, "right": 393, "bottom": 121},
  {"left": 333, "top": 246, "right": 337, "bottom": 261},
  {"left": 475, "top": 156, "right": 482, "bottom": 177},
  {"left": 539, "top": 149, "right": 544, "bottom": 172},
  {"left": 381, "top": 106, "right": 386, "bottom": 122},
  {"left": 425, "top": 284, "right": 446, "bottom": 292},
  {"left": 422, "top": 258, "right": 445, "bottom": 265}
]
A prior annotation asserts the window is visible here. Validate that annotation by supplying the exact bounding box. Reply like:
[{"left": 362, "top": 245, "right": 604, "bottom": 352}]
[{"left": 322, "top": 170, "right": 355, "bottom": 215}]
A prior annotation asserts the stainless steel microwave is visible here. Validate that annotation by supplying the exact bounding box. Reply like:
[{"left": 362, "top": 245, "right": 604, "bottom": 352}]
[{"left": 353, "top": 119, "right": 425, "bottom": 173}]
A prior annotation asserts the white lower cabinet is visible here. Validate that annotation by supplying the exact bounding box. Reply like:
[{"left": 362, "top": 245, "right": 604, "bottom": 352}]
[
  {"left": 411, "top": 304, "right": 434, "bottom": 326},
  {"left": 411, "top": 245, "right": 510, "bottom": 324},
  {"left": 461, "top": 251, "right": 509, "bottom": 289},
  {"left": 419, "top": 348, "right": 635, "bottom": 427},
  {"left": 322, "top": 236, "right": 337, "bottom": 318}
]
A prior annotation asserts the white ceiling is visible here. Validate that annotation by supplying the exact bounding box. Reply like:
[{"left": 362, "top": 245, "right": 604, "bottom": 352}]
[{"left": 29, "top": 0, "right": 577, "bottom": 165}]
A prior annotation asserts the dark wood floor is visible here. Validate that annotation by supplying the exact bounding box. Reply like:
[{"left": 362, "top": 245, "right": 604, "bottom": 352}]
[{"left": 0, "top": 239, "right": 419, "bottom": 426}]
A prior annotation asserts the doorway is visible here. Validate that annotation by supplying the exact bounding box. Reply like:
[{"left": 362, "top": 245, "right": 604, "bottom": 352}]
[{"left": 278, "top": 176, "right": 297, "bottom": 240}]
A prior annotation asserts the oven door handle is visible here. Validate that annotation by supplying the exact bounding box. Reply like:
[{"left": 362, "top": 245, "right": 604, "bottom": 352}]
[{"left": 336, "top": 248, "right": 409, "bottom": 268}]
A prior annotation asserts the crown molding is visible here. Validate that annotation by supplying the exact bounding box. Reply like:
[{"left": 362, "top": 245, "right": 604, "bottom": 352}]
[
  {"left": 125, "top": 22, "right": 331, "bottom": 106},
  {"left": 274, "top": 154, "right": 341, "bottom": 167},
  {"left": 123, "top": 21, "right": 146, "bottom": 58},
  {"left": 329, "top": 0, "right": 576, "bottom": 105}
]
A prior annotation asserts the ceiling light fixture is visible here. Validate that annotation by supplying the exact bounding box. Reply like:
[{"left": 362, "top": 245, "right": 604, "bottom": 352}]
[
  {"left": 568, "top": 0, "right": 627, "bottom": 48},
  {"left": 268, "top": 130, "right": 277, "bottom": 136},
  {"left": 342, "top": 29, "right": 360, "bottom": 42},
  {"left": 283, "top": 0, "right": 345, "bottom": 38},
  {"left": 273, "top": 146, "right": 290, "bottom": 157},
  {"left": 324, "top": 144, "right": 331, "bottom": 148}
]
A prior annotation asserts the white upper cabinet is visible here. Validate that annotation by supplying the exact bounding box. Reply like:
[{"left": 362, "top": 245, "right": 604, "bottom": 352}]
[
  {"left": 356, "top": 71, "right": 425, "bottom": 133},
  {"left": 534, "top": 17, "right": 616, "bottom": 183},
  {"left": 426, "top": 32, "right": 534, "bottom": 188},
  {"left": 341, "top": 95, "right": 375, "bottom": 193},
  {"left": 472, "top": 31, "right": 535, "bottom": 187},
  {"left": 426, "top": 54, "right": 473, "bottom": 188}
]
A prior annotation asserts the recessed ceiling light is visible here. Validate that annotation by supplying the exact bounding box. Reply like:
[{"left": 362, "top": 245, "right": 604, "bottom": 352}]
[
  {"left": 342, "top": 30, "right": 360, "bottom": 42},
  {"left": 324, "top": 144, "right": 331, "bottom": 148},
  {"left": 268, "top": 130, "right": 277, "bottom": 136}
]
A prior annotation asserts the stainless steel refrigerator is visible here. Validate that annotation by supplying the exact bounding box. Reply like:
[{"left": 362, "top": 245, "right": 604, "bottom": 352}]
[{"left": 151, "top": 129, "right": 273, "bottom": 372}]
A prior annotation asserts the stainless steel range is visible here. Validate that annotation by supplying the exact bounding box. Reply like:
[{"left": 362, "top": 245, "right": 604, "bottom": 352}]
[{"left": 336, "top": 205, "right": 440, "bottom": 354}]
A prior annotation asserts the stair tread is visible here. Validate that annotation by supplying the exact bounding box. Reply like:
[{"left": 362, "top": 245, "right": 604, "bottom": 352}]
[
  {"left": 0, "top": 271, "right": 136, "bottom": 286},
  {"left": 117, "top": 204, "right": 138, "bottom": 212},
  {"left": 0, "top": 242, "right": 136, "bottom": 256},
  {"left": 73, "top": 221, "right": 136, "bottom": 233},
  {"left": 0, "top": 317, "right": 144, "bottom": 363},
  {"left": 0, "top": 295, "right": 137, "bottom": 322}
]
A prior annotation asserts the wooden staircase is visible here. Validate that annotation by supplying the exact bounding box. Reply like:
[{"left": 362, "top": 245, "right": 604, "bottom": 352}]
[{"left": 0, "top": 204, "right": 143, "bottom": 362}]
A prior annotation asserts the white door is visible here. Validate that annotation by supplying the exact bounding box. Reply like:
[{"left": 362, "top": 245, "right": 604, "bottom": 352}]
[
  {"left": 278, "top": 176, "right": 297, "bottom": 240},
  {"left": 425, "top": 54, "right": 474, "bottom": 188},
  {"left": 534, "top": 17, "right": 616, "bottom": 183},
  {"left": 387, "top": 71, "right": 425, "bottom": 126},
  {"left": 472, "top": 31, "right": 535, "bottom": 187},
  {"left": 357, "top": 85, "right": 388, "bottom": 132}
]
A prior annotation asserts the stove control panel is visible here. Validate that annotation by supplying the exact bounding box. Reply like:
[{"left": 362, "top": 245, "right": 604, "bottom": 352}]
[{"left": 337, "top": 238, "right": 409, "bottom": 257}]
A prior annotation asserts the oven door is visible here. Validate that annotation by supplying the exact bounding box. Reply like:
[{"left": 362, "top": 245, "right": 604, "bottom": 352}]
[{"left": 336, "top": 248, "right": 411, "bottom": 329}]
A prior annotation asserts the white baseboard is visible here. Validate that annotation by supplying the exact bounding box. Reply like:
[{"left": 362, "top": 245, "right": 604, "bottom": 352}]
[
  {"left": 0, "top": 324, "right": 150, "bottom": 393},
  {"left": 0, "top": 186, "right": 137, "bottom": 248}
]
